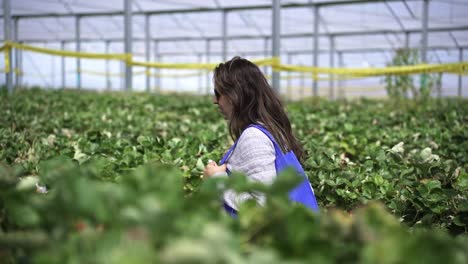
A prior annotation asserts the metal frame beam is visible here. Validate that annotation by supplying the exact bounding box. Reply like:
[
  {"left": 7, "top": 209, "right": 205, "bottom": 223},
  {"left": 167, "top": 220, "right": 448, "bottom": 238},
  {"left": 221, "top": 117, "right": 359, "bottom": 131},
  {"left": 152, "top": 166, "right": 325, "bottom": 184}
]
[
  {"left": 384, "top": 1, "right": 405, "bottom": 31},
  {"left": 116, "top": 45, "right": 467, "bottom": 57},
  {"left": 282, "top": 46, "right": 468, "bottom": 56},
  {"left": 402, "top": 0, "right": 416, "bottom": 19},
  {"left": 5, "top": 0, "right": 418, "bottom": 19},
  {"left": 12, "top": 25, "right": 468, "bottom": 43},
  {"left": 384, "top": 0, "right": 404, "bottom": 45},
  {"left": 448, "top": 32, "right": 460, "bottom": 48}
]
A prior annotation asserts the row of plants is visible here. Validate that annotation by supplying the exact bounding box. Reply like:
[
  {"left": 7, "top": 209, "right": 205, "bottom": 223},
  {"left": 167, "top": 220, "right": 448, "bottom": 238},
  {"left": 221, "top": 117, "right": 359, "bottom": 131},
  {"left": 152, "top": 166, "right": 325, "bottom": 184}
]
[{"left": 1, "top": 88, "right": 467, "bottom": 263}]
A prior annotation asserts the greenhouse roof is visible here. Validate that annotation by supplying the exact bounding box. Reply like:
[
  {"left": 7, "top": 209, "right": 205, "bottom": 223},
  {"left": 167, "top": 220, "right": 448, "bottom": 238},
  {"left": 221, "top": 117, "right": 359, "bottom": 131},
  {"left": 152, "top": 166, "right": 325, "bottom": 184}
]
[
  {"left": 2, "top": 0, "right": 467, "bottom": 55},
  {"left": 1, "top": 0, "right": 467, "bottom": 96}
]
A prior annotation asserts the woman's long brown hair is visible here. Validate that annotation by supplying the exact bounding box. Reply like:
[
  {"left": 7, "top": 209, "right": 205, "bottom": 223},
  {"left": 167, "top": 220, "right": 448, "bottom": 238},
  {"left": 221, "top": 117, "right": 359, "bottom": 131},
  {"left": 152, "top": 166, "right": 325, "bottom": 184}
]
[{"left": 213, "top": 56, "right": 305, "bottom": 162}]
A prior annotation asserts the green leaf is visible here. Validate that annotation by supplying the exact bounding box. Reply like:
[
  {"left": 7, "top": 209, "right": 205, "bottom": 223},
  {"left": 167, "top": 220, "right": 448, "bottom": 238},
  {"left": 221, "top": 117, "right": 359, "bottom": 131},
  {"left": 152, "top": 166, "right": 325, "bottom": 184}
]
[
  {"left": 424, "top": 180, "right": 442, "bottom": 192},
  {"left": 454, "top": 168, "right": 468, "bottom": 191},
  {"left": 196, "top": 158, "right": 205, "bottom": 171}
]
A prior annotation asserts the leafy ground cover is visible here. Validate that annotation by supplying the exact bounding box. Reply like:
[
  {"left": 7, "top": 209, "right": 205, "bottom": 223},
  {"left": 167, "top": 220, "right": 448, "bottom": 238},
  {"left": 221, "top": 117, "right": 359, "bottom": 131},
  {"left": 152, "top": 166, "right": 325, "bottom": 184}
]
[{"left": 1, "top": 88, "right": 467, "bottom": 263}]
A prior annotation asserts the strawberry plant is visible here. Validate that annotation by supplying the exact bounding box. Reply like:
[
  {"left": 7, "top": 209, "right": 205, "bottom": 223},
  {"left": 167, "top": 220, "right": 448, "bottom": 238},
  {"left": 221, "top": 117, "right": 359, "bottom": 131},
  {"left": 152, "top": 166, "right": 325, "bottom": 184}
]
[{"left": 0, "top": 88, "right": 467, "bottom": 263}]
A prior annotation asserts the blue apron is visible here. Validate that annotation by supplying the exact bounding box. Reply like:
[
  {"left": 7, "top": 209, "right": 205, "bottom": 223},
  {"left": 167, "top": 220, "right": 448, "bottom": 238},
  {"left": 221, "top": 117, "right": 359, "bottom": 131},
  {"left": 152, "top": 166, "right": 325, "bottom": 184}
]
[{"left": 219, "top": 124, "right": 319, "bottom": 217}]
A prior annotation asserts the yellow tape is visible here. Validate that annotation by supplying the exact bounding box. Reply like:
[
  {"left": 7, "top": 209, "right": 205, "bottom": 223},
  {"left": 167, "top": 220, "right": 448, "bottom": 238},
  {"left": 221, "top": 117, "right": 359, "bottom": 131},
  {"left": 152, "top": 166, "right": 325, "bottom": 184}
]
[
  {"left": 130, "top": 60, "right": 217, "bottom": 70},
  {"left": 1, "top": 41, "right": 467, "bottom": 77},
  {"left": 318, "top": 75, "right": 370, "bottom": 81},
  {"left": 149, "top": 72, "right": 207, "bottom": 78},
  {"left": 274, "top": 60, "right": 468, "bottom": 77},
  {"left": 14, "top": 68, "right": 22, "bottom": 75},
  {"left": 4, "top": 41, "right": 130, "bottom": 61},
  {"left": 266, "top": 72, "right": 376, "bottom": 81},
  {"left": 251, "top": 57, "right": 277, "bottom": 66},
  {"left": 265, "top": 73, "right": 310, "bottom": 80},
  {"left": 70, "top": 69, "right": 208, "bottom": 78},
  {"left": 4, "top": 47, "right": 10, "bottom": 73},
  {"left": 76, "top": 69, "right": 147, "bottom": 77},
  {"left": 287, "top": 85, "right": 386, "bottom": 94},
  {"left": 79, "top": 70, "right": 122, "bottom": 77},
  {"left": 130, "top": 57, "right": 277, "bottom": 70}
]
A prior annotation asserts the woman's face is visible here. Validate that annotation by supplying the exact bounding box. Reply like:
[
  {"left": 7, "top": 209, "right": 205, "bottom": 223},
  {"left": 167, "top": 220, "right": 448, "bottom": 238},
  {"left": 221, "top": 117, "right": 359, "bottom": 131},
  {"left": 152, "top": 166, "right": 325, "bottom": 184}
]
[{"left": 213, "top": 90, "right": 233, "bottom": 120}]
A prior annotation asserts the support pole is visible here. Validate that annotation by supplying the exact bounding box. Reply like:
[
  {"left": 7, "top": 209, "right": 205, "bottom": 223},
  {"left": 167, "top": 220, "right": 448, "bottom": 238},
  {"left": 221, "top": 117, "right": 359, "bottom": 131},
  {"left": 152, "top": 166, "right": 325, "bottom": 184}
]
[
  {"left": 205, "top": 39, "right": 211, "bottom": 95},
  {"left": 421, "top": 0, "right": 429, "bottom": 63},
  {"left": 459, "top": 48, "right": 463, "bottom": 97},
  {"left": 105, "top": 40, "right": 111, "bottom": 90},
  {"left": 420, "top": 0, "right": 429, "bottom": 90},
  {"left": 329, "top": 35, "right": 335, "bottom": 100},
  {"left": 145, "top": 14, "right": 151, "bottom": 92},
  {"left": 75, "top": 16, "right": 81, "bottom": 89},
  {"left": 51, "top": 44, "right": 55, "bottom": 88},
  {"left": 154, "top": 41, "right": 160, "bottom": 93},
  {"left": 18, "top": 41, "right": 23, "bottom": 89},
  {"left": 61, "top": 41, "right": 66, "bottom": 89},
  {"left": 263, "top": 37, "right": 269, "bottom": 76},
  {"left": 3, "top": 0, "right": 13, "bottom": 93},
  {"left": 313, "top": 5, "right": 319, "bottom": 97},
  {"left": 124, "top": 0, "right": 133, "bottom": 91},
  {"left": 338, "top": 51, "right": 344, "bottom": 99},
  {"left": 272, "top": 0, "right": 281, "bottom": 92},
  {"left": 222, "top": 10, "right": 227, "bottom": 61},
  {"left": 300, "top": 70, "right": 305, "bottom": 99},
  {"left": 198, "top": 53, "right": 202, "bottom": 94},
  {"left": 120, "top": 59, "right": 124, "bottom": 90},
  {"left": 405, "top": 32, "right": 410, "bottom": 49},
  {"left": 14, "top": 18, "right": 20, "bottom": 89},
  {"left": 287, "top": 53, "right": 292, "bottom": 99}
]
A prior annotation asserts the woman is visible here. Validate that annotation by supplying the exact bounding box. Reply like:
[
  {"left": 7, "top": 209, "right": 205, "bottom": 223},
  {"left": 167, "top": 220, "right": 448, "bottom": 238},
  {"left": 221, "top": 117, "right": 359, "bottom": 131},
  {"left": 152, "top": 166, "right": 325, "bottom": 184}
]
[{"left": 203, "top": 56, "right": 318, "bottom": 215}]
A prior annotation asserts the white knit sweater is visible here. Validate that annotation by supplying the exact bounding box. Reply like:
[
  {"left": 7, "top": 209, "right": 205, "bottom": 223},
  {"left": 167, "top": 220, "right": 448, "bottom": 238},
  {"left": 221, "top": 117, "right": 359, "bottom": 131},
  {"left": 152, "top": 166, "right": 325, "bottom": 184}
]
[{"left": 212, "top": 126, "right": 277, "bottom": 210}]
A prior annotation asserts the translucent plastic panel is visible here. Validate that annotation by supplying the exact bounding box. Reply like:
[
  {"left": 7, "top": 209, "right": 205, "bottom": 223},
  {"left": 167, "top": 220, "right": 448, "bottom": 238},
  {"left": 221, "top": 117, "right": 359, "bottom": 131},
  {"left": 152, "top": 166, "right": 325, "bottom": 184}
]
[
  {"left": 136, "top": 0, "right": 217, "bottom": 11},
  {"left": 9, "top": 0, "right": 69, "bottom": 16},
  {"left": 228, "top": 10, "right": 270, "bottom": 36},
  {"left": 215, "top": 0, "right": 270, "bottom": 8},
  {"left": 19, "top": 17, "right": 76, "bottom": 41}
]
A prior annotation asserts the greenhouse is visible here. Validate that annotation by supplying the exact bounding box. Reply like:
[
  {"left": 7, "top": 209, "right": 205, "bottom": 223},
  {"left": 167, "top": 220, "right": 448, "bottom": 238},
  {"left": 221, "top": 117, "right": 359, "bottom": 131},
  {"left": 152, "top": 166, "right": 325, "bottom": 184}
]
[
  {"left": 1, "top": 0, "right": 467, "bottom": 97},
  {"left": 1, "top": 1, "right": 467, "bottom": 263}
]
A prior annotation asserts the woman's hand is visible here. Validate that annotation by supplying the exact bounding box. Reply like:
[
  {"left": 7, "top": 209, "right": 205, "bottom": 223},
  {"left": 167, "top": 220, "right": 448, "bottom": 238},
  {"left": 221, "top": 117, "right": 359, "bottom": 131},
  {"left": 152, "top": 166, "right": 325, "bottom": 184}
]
[{"left": 203, "top": 160, "right": 227, "bottom": 178}]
